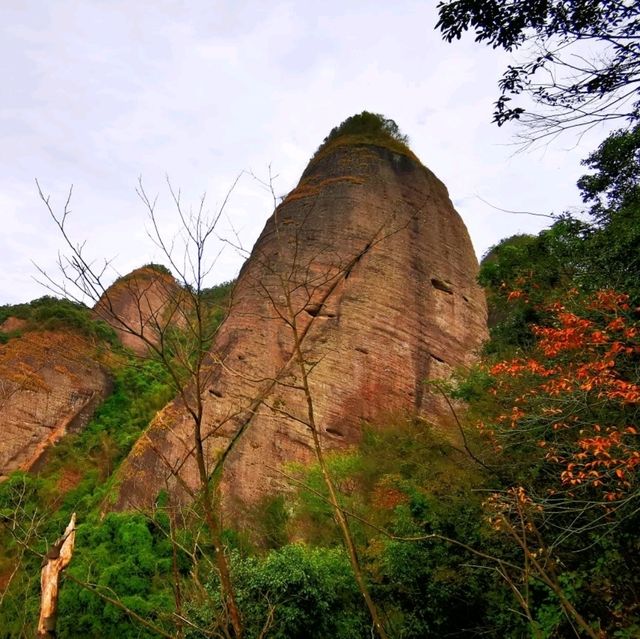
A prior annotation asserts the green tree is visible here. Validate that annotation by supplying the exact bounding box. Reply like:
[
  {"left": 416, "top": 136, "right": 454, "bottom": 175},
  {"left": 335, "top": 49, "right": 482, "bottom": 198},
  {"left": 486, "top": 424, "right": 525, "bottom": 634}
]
[
  {"left": 189, "top": 545, "right": 368, "bottom": 639},
  {"left": 579, "top": 124, "right": 640, "bottom": 220},
  {"left": 479, "top": 120, "right": 640, "bottom": 354},
  {"left": 322, "top": 111, "right": 408, "bottom": 145},
  {"left": 576, "top": 125, "right": 640, "bottom": 297},
  {"left": 478, "top": 219, "right": 587, "bottom": 354},
  {"left": 436, "top": 0, "right": 640, "bottom": 145}
]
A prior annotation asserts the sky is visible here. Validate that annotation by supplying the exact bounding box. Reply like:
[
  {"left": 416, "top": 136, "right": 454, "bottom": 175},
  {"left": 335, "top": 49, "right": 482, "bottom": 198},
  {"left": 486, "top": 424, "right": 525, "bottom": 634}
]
[{"left": 0, "top": 0, "right": 614, "bottom": 305}]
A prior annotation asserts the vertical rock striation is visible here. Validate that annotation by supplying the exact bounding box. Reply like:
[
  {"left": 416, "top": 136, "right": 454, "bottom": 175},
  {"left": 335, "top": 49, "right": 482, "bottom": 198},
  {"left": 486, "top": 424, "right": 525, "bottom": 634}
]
[{"left": 115, "top": 140, "right": 488, "bottom": 514}]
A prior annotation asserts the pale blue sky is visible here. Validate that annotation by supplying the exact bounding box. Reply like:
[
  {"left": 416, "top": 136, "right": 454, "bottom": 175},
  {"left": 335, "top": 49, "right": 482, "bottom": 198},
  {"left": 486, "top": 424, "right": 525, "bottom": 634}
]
[{"left": 0, "top": 0, "right": 611, "bottom": 304}]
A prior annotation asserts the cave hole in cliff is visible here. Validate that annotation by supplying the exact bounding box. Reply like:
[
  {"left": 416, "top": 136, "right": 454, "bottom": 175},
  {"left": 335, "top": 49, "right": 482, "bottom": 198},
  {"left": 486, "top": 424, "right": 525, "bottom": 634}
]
[
  {"left": 209, "top": 389, "right": 224, "bottom": 398},
  {"left": 325, "top": 427, "right": 344, "bottom": 438},
  {"left": 430, "top": 353, "right": 446, "bottom": 364},
  {"left": 431, "top": 278, "right": 454, "bottom": 295},
  {"left": 304, "top": 304, "right": 336, "bottom": 319},
  {"left": 305, "top": 304, "right": 321, "bottom": 317}
]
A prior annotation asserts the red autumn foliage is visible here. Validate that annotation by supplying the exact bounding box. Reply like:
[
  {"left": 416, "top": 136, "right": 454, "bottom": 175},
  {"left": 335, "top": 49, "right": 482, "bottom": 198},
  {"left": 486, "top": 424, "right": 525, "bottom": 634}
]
[{"left": 486, "top": 290, "right": 640, "bottom": 500}]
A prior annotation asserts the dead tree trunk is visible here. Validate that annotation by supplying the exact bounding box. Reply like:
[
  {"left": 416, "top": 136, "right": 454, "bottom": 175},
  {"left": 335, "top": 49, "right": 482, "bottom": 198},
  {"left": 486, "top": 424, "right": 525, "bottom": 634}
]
[{"left": 37, "top": 513, "right": 76, "bottom": 638}]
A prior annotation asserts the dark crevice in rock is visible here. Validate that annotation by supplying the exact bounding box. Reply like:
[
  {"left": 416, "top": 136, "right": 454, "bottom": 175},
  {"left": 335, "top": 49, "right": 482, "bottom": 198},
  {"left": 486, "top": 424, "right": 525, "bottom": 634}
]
[
  {"left": 431, "top": 278, "right": 454, "bottom": 294},
  {"left": 305, "top": 304, "right": 336, "bottom": 319},
  {"left": 430, "top": 353, "right": 446, "bottom": 364},
  {"left": 325, "top": 427, "right": 344, "bottom": 438},
  {"left": 209, "top": 389, "right": 223, "bottom": 398},
  {"left": 355, "top": 346, "right": 369, "bottom": 354}
]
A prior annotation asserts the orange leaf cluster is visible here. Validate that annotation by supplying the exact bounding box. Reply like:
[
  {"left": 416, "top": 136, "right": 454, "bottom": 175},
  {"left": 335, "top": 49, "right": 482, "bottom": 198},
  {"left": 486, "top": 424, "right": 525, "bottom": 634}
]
[{"left": 486, "top": 290, "right": 640, "bottom": 498}]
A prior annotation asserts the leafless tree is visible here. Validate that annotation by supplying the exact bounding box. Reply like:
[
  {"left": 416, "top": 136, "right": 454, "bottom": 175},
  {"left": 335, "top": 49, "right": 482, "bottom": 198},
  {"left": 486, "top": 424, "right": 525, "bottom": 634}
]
[
  {"left": 37, "top": 513, "right": 76, "bottom": 638},
  {"left": 484, "top": 487, "right": 601, "bottom": 639},
  {"left": 35, "top": 176, "right": 245, "bottom": 637},
  {"left": 219, "top": 175, "right": 412, "bottom": 638}
]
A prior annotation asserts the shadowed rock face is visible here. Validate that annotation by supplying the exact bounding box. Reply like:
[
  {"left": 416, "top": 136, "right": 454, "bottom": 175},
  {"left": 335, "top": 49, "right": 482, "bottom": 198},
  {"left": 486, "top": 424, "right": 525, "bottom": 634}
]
[
  {"left": 0, "top": 331, "right": 111, "bottom": 479},
  {"left": 114, "top": 143, "right": 488, "bottom": 514}
]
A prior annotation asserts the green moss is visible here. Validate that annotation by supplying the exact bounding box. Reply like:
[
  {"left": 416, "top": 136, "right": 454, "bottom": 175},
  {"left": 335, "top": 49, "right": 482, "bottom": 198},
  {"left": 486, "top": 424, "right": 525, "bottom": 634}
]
[
  {"left": 108, "top": 263, "right": 175, "bottom": 290},
  {"left": 139, "top": 262, "right": 172, "bottom": 276}
]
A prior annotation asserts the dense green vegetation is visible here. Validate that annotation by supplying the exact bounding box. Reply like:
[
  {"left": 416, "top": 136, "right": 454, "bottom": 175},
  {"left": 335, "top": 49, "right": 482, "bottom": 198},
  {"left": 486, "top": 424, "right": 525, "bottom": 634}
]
[
  {"left": 0, "top": 279, "right": 235, "bottom": 638},
  {"left": 0, "top": 295, "right": 117, "bottom": 344},
  {"left": 322, "top": 112, "right": 409, "bottom": 147},
  {"left": 448, "top": 125, "right": 640, "bottom": 637},
  {"left": 1, "top": 112, "right": 639, "bottom": 637},
  {"left": 0, "top": 359, "right": 175, "bottom": 635},
  {"left": 311, "top": 111, "right": 418, "bottom": 164}
]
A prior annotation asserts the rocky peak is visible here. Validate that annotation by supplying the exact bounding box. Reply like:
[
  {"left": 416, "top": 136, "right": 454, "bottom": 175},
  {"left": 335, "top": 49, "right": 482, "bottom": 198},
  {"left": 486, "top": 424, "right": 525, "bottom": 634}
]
[
  {"left": 114, "top": 125, "right": 488, "bottom": 515},
  {"left": 94, "top": 264, "right": 183, "bottom": 355}
]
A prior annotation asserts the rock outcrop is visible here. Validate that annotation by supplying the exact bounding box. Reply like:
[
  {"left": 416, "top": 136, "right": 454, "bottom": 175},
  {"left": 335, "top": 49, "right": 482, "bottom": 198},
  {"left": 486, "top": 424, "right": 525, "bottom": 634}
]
[
  {"left": 0, "top": 316, "right": 28, "bottom": 334},
  {"left": 94, "top": 265, "right": 184, "bottom": 355},
  {"left": 0, "top": 331, "right": 111, "bottom": 479},
  {"left": 115, "top": 139, "right": 488, "bottom": 514}
]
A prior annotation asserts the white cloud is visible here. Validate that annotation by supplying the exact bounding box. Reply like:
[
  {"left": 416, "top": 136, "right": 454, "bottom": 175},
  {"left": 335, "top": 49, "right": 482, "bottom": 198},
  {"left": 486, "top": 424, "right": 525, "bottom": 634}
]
[{"left": 0, "top": 0, "right": 611, "bottom": 305}]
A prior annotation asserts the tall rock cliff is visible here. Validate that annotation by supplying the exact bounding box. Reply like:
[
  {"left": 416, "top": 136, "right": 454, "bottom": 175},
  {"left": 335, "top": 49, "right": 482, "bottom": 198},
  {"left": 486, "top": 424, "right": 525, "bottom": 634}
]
[
  {"left": 115, "top": 135, "right": 488, "bottom": 514},
  {"left": 0, "top": 265, "right": 187, "bottom": 479}
]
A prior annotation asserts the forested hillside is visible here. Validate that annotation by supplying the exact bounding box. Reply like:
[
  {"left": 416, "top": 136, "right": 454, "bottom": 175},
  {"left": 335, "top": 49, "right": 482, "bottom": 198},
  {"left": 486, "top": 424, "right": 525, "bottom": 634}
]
[
  {"left": 1, "top": 1, "right": 639, "bottom": 634},
  {"left": 0, "top": 110, "right": 638, "bottom": 637}
]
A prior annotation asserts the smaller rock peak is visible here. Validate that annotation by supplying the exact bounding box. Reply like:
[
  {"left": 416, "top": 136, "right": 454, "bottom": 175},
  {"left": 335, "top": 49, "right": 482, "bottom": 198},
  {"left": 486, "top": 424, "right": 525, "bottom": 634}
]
[
  {"left": 117, "top": 263, "right": 174, "bottom": 283},
  {"left": 95, "top": 263, "right": 182, "bottom": 355}
]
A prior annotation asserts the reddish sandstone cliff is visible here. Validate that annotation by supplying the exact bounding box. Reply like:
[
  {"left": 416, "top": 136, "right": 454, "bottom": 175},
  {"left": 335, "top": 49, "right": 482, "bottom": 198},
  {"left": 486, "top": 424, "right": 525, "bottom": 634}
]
[
  {"left": 114, "top": 141, "right": 488, "bottom": 513},
  {"left": 94, "top": 265, "right": 184, "bottom": 356},
  {"left": 0, "top": 265, "right": 183, "bottom": 480},
  {"left": 0, "top": 331, "right": 111, "bottom": 479}
]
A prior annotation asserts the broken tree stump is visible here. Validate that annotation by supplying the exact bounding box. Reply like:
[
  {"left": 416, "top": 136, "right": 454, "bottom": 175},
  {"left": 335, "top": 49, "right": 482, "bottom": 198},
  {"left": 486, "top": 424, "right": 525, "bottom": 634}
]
[{"left": 37, "top": 512, "right": 76, "bottom": 638}]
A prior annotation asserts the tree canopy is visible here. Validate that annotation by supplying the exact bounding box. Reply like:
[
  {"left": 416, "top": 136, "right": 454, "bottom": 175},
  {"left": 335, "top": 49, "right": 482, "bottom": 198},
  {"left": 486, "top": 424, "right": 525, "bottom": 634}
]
[
  {"left": 579, "top": 123, "right": 640, "bottom": 220},
  {"left": 322, "top": 111, "right": 409, "bottom": 146},
  {"left": 436, "top": 0, "right": 640, "bottom": 145}
]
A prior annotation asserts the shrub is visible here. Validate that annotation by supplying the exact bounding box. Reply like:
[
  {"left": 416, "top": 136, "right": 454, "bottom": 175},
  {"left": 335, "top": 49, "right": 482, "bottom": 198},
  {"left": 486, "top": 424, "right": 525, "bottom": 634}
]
[
  {"left": 188, "top": 545, "right": 368, "bottom": 639},
  {"left": 312, "top": 111, "right": 415, "bottom": 161},
  {"left": 322, "top": 112, "right": 409, "bottom": 147},
  {"left": 0, "top": 295, "right": 117, "bottom": 344},
  {"left": 56, "top": 513, "right": 177, "bottom": 639}
]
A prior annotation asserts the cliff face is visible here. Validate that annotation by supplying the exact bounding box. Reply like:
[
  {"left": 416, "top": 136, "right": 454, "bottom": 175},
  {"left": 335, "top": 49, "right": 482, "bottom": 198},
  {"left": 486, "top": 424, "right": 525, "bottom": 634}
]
[
  {"left": 0, "top": 331, "right": 111, "bottom": 479},
  {"left": 0, "top": 265, "right": 183, "bottom": 480},
  {"left": 115, "top": 143, "right": 488, "bottom": 513},
  {"left": 94, "top": 266, "right": 183, "bottom": 355}
]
